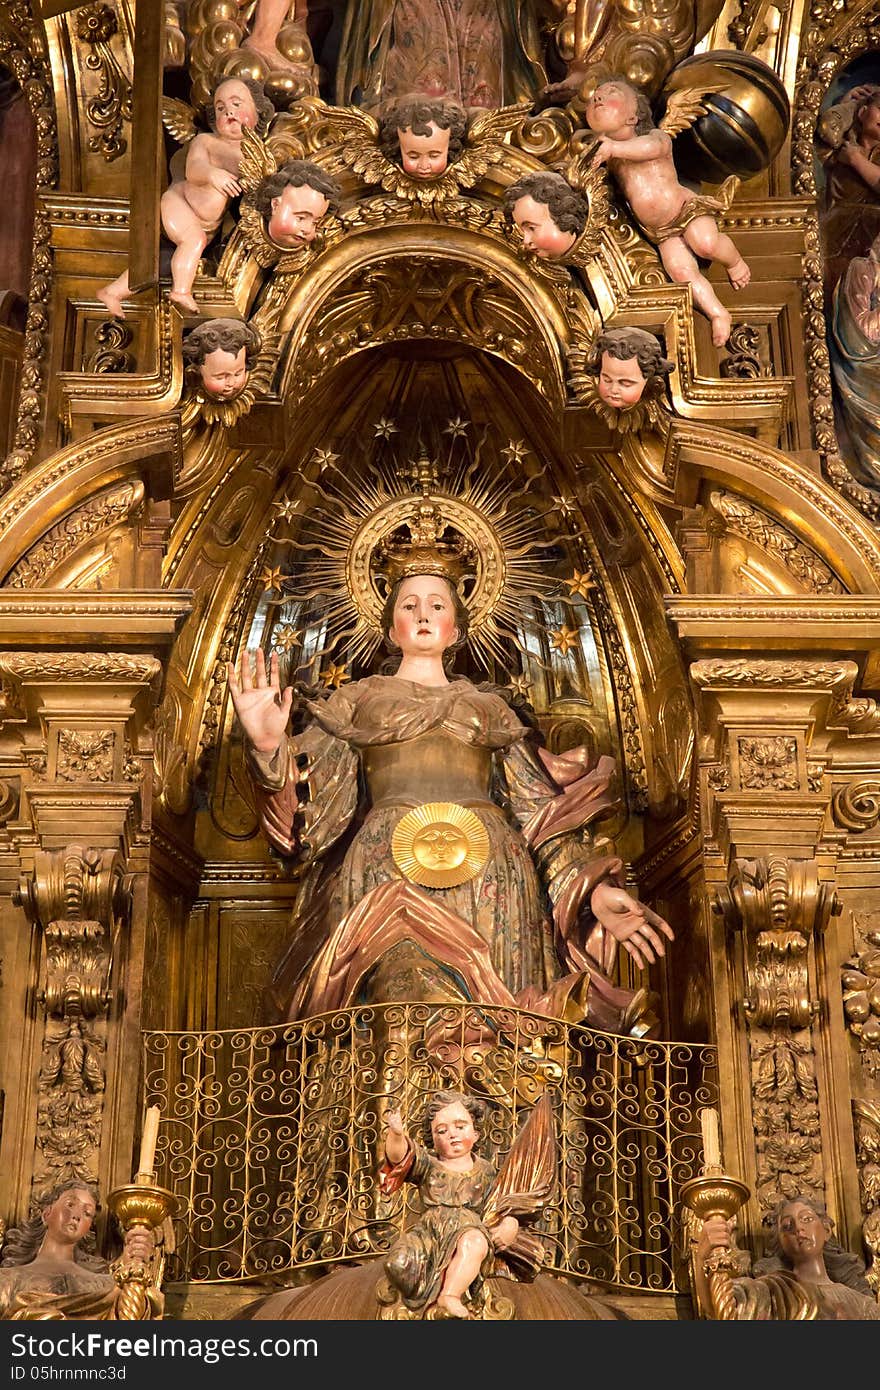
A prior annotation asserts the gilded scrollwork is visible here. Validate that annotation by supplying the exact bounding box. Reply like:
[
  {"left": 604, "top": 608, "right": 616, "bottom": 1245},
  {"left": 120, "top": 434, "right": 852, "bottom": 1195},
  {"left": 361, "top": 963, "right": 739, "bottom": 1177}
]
[
  {"left": 705, "top": 492, "right": 844, "bottom": 596},
  {"left": 843, "top": 922, "right": 880, "bottom": 1077},
  {"left": 0, "top": 4, "right": 58, "bottom": 493},
  {"left": 75, "top": 2, "right": 133, "bottom": 162},
  {"left": 14, "top": 846, "right": 125, "bottom": 1195},
  {"left": 853, "top": 1101, "right": 880, "bottom": 1292},
  {"left": 5, "top": 480, "right": 145, "bottom": 589},
  {"left": 86, "top": 319, "right": 134, "bottom": 374},
  {"left": 834, "top": 781, "right": 880, "bottom": 834},
  {"left": 715, "top": 857, "right": 839, "bottom": 1216}
]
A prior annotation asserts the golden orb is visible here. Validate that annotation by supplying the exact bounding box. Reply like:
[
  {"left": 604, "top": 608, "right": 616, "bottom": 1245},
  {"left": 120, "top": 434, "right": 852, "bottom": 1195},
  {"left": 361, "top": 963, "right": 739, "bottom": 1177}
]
[
  {"left": 217, "top": 48, "right": 271, "bottom": 86},
  {"left": 202, "top": 0, "right": 240, "bottom": 24}
]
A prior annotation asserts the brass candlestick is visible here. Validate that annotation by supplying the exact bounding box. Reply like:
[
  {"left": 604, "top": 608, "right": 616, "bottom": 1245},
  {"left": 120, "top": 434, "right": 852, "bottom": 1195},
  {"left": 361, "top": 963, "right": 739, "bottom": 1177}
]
[
  {"left": 106, "top": 1179, "right": 178, "bottom": 1321},
  {"left": 680, "top": 1169, "right": 751, "bottom": 1321}
]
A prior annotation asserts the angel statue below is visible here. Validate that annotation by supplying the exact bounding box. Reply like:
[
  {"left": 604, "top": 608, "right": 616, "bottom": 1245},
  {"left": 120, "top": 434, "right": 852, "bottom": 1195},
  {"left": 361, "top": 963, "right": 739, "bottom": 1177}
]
[
  {"left": 379, "top": 1090, "right": 556, "bottom": 1319},
  {"left": 229, "top": 551, "right": 673, "bottom": 1034}
]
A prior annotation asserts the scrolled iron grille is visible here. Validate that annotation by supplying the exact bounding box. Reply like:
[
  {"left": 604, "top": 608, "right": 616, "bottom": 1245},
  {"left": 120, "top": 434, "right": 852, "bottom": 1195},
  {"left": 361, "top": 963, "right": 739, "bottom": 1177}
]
[{"left": 142, "top": 1005, "right": 717, "bottom": 1290}]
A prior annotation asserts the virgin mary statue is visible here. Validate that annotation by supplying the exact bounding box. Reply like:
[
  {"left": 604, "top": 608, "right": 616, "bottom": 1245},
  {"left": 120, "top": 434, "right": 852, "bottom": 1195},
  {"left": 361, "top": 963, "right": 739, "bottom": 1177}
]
[
  {"left": 228, "top": 484, "right": 673, "bottom": 1036},
  {"left": 335, "top": 0, "right": 552, "bottom": 109}
]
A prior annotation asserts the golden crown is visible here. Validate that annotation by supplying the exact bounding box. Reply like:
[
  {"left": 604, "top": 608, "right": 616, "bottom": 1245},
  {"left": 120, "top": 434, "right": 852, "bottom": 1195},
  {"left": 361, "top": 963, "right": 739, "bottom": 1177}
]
[{"left": 373, "top": 500, "right": 477, "bottom": 590}]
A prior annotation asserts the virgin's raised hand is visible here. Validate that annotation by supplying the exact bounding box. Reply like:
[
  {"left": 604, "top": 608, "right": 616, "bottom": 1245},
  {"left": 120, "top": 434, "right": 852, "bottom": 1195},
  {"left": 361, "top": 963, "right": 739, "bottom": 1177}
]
[
  {"left": 226, "top": 649, "right": 293, "bottom": 755},
  {"left": 590, "top": 882, "right": 674, "bottom": 970}
]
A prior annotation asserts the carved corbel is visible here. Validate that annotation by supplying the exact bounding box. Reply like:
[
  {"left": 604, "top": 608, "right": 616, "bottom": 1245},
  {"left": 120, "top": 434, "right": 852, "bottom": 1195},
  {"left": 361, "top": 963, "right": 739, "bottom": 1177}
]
[
  {"left": 715, "top": 857, "right": 840, "bottom": 1216},
  {"left": 14, "top": 845, "right": 128, "bottom": 1198}
]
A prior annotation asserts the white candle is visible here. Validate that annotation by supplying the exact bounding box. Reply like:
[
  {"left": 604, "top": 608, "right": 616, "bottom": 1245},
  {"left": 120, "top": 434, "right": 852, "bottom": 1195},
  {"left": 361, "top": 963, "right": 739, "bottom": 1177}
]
[
  {"left": 137, "top": 1105, "right": 161, "bottom": 1177},
  {"left": 700, "top": 1107, "right": 722, "bottom": 1170}
]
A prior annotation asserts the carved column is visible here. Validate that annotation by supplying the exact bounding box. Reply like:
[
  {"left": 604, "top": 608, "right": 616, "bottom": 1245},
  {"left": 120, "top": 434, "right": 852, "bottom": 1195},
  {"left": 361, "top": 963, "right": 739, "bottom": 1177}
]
[
  {"left": 666, "top": 598, "right": 880, "bottom": 1254},
  {"left": 0, "top": 593, "right": 190, "bottom": 1221}
]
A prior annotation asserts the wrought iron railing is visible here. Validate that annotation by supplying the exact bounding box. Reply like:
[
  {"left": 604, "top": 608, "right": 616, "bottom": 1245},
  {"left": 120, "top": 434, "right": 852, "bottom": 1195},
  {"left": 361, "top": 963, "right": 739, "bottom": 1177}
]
[{"left": 142, "top": 1004, "right": 717, "bottom": 1292}]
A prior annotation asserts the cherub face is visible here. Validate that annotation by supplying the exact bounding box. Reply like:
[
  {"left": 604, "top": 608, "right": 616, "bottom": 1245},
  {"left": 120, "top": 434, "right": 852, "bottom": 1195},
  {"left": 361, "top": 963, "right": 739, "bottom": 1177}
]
[
  {"left": 213, "top": 79, "right": 259, "bottom": 139},
  {"left": 268, "top": 183, "right": 329, "bottom": 248},
  {"left": 200, "top": 344, "right": 249, "bottom": 399},
  {"left": 430, "top": 1101, "right": 478, "bottom": 1161},
  {"left": 398, "top": 123, "right": 451, "bottom": 179},
  {"left": 597, "top": 351, "right": 647, "bottom": 408},
  {"left": 511, "top": 194, "right": 576, "bottom": 259},
  {"left": 586, "top": 82, "right": 638, "bottom": 136},
  {"left": 42, "top": 1187, "right": 96, "bottom": 1249}
]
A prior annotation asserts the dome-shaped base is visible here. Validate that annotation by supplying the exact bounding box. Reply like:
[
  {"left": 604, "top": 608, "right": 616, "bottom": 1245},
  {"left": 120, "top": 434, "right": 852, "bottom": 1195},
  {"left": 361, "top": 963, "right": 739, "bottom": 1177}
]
[{"left": 239, "top": 1261, "right": 626, "bottom": 1321}]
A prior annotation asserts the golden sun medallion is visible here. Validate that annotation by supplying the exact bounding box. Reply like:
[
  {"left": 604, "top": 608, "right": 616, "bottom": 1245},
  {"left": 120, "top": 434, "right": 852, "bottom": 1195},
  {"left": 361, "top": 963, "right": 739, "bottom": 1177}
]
[{"left": 391, "top": 802, "right": 490, "bottom": 888}]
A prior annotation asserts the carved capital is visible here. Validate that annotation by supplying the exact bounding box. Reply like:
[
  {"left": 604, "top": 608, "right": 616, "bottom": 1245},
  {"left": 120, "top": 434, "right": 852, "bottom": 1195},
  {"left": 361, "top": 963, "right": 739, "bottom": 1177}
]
[{"left": 714, "top": 856, "right": 840, "bottom": 949}]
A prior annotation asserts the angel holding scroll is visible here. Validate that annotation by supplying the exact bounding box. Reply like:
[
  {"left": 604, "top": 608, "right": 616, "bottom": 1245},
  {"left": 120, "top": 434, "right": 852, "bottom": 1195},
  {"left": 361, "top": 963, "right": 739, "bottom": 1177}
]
[
  {"left": 586, "top": 78, "right": 751, "bottom": 347},
  {"left": 380, "top": 1090, "right": 556, "bottom": 1319}
]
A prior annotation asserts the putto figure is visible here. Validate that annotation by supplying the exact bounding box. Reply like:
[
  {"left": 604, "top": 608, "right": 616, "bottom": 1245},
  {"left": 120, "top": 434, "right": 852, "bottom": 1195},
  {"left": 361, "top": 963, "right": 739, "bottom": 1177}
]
[
  {"left": 504, "top": 170, "right": 589, "bottom": 259},
  {"left": 0, "top": 1181, "right": 160, "bottom": 1321},
  {"left": 97, "top": 77, "right": 274, "bottom": 318},
  {"left": 249, "top": 159, "right": 341, "bottom": 249},
  {"left": 586, "top": 77, "right": 751, "bottom": 347},
  {"left": 569, "top": 326, "right": 674, "bottom": 433},
  {"left": 182, "top": 318, "right": 263, "bottom": 401},
  {"left": 380, "top": 1090, "right": 556, "bottom": 1319},
  {"left": 379, "top": 97, "right": 468, "bottom": 180}
]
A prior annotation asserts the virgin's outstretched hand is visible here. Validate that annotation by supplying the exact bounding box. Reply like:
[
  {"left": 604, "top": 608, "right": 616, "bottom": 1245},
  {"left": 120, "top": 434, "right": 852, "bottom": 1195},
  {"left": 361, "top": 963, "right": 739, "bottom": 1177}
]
[
  {"left": 227, "top": 649, "right": 294, "bottom": 755},
  {"left": 590, "top": 881, "right": 674, "bottom": 970}
]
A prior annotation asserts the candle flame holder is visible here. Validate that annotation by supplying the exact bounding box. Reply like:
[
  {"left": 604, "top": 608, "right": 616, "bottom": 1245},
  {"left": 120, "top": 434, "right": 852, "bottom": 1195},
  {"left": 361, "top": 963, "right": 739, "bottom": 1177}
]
[
  {"left": 679, "top": 1172, "right": 751, "bottom": 1224},
  {"left": 107, "top": 1181, "right": 178, "bottom": 1232}
]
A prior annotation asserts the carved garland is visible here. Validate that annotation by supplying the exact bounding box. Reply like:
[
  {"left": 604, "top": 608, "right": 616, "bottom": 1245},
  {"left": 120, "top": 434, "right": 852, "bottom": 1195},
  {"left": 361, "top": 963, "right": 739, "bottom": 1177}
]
[{"left": 0, "top": 1, "right": 59, "bottom": 494}]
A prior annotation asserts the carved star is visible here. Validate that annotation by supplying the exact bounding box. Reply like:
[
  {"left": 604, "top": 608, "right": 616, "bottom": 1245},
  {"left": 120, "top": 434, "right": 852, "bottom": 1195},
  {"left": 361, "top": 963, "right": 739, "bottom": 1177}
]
[
  {"left": 313, "top": 448, "right": 339, "bottom": 473},
  {"left": 320, "top": 661, "right": 350, "bottom": 689},
  {"left": 273, "top": 498, "right": 299, "bottom": 523},
  {"left": 566, "top": 569, "right": 595, "bottom": 600},
  {"left": 508, "top": 673, "right": 532, "bottom": 700},
  {"left": 553, "top": 495, "right": 578, "bottom": 518},
  {"left": 374, "top": 418, "right": 398, "bottom": 440},
  {"left": 444, "top": 416, "right": 469, "bottom": 439},
  {"left": 272, "top": 626, "right": 301, "bottom": 653},
  {"left": 549, "top": 624, "right": 580, "bottom": 657},
  {"left": 501, "top": 440, "right": 528, "bottom": 464},
  {"left": 259, "top": 565, "right": 286, "bottom": 594}
]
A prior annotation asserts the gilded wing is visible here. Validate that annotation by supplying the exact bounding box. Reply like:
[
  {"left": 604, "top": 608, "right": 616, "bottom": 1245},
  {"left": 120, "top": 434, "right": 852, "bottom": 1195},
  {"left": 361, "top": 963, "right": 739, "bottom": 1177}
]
[
  {"left": 317, "top": 101, "right": 381, "bottom": 149},
  {"left": 482, "top": 1091, "right": 557, "bottom": 1227},
  {"left": 456, "top": 102, "right": 532, "bottom": 188},
  {"left": 238, "top": 123, "right": 278, "bottom": 196},
  {"left": 161, "top": 96, "right": 199, "bottom": 146},
  {"left": 659, "top": 85, "right": 725, "bottom": 138}
]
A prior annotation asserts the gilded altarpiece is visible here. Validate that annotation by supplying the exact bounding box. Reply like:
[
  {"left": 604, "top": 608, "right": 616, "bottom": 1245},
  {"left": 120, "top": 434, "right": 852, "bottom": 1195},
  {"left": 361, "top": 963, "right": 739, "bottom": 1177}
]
[{"left": 0, "top": 0, "right": 878, "bottom": 1323}]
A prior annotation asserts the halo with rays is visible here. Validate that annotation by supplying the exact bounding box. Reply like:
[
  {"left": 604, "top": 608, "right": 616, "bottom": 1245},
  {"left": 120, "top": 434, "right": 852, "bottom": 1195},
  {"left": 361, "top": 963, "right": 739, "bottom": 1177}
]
[{"left": 268, "top": 422, "right": 561, "bottom": 674}]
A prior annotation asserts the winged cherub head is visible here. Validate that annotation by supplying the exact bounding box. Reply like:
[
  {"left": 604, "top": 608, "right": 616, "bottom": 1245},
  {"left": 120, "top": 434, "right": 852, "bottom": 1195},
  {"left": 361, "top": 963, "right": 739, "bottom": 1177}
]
[
  {"left": 252, "top": 160, "right": 341, "bottom": 249},
  {"left": 588, "top": 326, "right": 673, "bottom": 409},
  {"left": 182, "top": 318, "right": 263, "bottom": 400},
  {"left": 380, "top": 97, "right": 468, "bottom": 179},
  {"left": 504, "top": 171, "right": 588, "bottom": 258}
]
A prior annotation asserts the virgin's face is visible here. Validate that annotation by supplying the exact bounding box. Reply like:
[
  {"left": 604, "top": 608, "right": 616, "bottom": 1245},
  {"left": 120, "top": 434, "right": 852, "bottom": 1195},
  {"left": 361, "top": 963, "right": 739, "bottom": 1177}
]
[
  {"left": 43, "top": 1187, "right": 96, "bottom": 1248},
  {"left": 388, "top": 575, "right": 459, "bottom": 658},
  {"left": 430, "top": 1101, "right": 477, "bottom": 1161},
  {"left": 776, "top": 1202, "right": 828, "bottom": 1264}
]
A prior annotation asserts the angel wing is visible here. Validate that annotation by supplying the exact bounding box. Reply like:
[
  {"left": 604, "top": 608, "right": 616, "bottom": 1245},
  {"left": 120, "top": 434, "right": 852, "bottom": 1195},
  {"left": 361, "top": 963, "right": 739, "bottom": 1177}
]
[
  {"left": 237, "top": 123, "right": 279, "bottom": 196},
  {"left": 659, "top": 84, "right": 725, "bottom": 138},
  {"left": 161, "top": 96, "right": 199, "bottom": 146},
  {"left": 482, "top": 1091, "right": 557, "bottom": 1227},
  {"left": 456, "top": 102, "right": 533, "bottom": 188}
]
